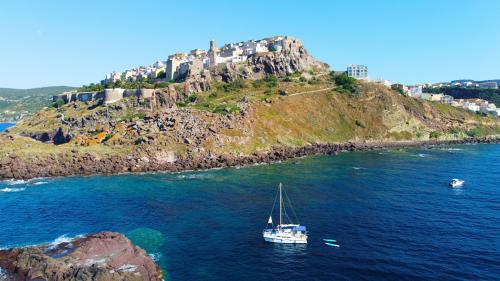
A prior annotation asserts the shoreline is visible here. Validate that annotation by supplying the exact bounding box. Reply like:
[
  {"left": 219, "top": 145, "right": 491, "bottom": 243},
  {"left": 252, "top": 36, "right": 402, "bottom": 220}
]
[{"left": 1, "top": 136, "right": 499, "bottom": 181}]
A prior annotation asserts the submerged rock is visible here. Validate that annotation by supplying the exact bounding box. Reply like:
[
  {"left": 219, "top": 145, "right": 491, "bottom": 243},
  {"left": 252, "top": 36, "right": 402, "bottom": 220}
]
[{"left": 0, "top": 232, "right": 163, "bottom": 281}]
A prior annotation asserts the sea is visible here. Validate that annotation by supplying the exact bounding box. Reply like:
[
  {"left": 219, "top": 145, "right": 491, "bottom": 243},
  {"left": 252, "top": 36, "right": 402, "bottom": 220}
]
[
  {"left": 0, "top": 123, "right": 14, "bottom": 132},
  {"left": 0, "top": 122, "right": 499, "bottom": 280}
]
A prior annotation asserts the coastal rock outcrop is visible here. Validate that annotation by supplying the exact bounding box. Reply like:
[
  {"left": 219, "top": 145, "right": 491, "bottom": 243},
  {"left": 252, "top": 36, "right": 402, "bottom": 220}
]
[{"left": 0, "top": 232, "right": 163, "bottom": 281}]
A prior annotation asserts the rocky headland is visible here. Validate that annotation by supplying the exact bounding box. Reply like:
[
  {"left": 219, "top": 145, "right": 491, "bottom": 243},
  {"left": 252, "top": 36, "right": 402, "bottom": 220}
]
[
  {"left": 0, "top": 232, "right": 163, "bottom": 281},
  {"left": 1, "top": 36, "right": 500, "bottom": 180}
]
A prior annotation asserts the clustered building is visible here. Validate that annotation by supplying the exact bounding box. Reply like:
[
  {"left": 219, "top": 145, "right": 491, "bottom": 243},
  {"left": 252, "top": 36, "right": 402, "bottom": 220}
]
[
  {"left": 56, "top": 36, "right": 289, "bottom": 105},
  {"left": 426, "top": 80, "right": 499, "bottom": 90},
  {"left": 103, "top": 36, "right": 287, "bottom": 84},
  {"left": 394, "top": 85, "right": 500, "bottom": 118}
]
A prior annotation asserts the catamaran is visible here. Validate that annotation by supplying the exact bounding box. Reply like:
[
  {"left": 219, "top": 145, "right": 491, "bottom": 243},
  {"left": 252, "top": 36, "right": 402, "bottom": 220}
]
[{"left": 263, "top": 183, "right": 308, "bottom": 244}]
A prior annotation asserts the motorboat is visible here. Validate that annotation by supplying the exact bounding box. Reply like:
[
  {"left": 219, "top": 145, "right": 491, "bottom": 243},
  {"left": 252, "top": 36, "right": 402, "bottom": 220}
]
[{"left": 449, "top": 178, "right": 464, "bottom": 188}]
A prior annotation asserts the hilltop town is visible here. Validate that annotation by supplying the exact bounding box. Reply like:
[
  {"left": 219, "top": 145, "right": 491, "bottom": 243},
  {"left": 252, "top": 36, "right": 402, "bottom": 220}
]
[{"left": 53, "top": 35, "right": 325, "bottom": 105}]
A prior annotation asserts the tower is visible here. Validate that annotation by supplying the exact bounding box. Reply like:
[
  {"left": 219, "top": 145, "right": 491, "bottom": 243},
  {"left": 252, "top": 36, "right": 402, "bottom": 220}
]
[{"left": 208, "top": 39, "right": 218, "bottom": 67}]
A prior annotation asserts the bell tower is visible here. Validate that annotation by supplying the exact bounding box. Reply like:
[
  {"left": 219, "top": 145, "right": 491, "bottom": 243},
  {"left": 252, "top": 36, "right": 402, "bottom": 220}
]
[{"left": 208, "top": 39, "right": 218, "bottom": 67}]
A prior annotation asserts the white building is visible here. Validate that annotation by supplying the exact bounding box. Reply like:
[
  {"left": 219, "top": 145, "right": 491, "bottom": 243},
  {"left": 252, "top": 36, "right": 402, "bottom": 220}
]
[
  {"left": 347, "top": 64, "right": 368, "bottom": 79},
  {"left": 463, "top": 102, "right": 480, "bottom": 112},
  {"left": 408, "top": 85, "right": 423, "bottom": 98},
  {"left": 478, "top": 82, "right": 498, "bottom": 89},
  {"left": 479, "top": 101, "right": 497, "bottom": 114}
]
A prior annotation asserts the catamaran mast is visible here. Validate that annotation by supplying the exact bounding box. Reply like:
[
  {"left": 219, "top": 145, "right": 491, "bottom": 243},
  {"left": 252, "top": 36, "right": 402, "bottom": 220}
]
[{"left": 279, "top": 183, "right": 282, "bottom": 226}]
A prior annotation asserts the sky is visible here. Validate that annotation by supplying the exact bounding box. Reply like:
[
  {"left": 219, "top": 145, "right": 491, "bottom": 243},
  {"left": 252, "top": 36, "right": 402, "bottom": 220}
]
[{"left": 1, "top": 0, "right": 499, "bottom": 88}]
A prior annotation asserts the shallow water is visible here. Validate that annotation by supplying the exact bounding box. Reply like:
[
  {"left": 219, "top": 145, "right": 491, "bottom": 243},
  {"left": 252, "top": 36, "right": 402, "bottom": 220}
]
[
  {"left": 0, "top": 123, "right": 14, "bottom": 132},
  {"left": 0, "top": 144, "right": 499, "bottom": 280}
]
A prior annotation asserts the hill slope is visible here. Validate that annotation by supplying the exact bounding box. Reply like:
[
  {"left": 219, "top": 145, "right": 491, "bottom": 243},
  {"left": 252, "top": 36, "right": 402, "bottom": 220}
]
[
  {"left": 0, "top": 86, "right": 76, "bottom": 122},
  {"left": 1, "top": 74, "right": 499, "bottom": 179}
]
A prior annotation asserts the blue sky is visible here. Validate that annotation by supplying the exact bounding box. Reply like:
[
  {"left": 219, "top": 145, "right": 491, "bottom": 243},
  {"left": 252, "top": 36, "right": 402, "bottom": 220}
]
[{"left": 1, "top": 0, "right": 499, "bottom": 88}]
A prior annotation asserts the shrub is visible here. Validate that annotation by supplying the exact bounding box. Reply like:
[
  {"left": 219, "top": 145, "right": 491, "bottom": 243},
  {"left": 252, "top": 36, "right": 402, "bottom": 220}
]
[
  {"left": 52, "top": 98, "right": 65, "bottom": 108},
  {"left": 333, "top": 73, "right": 356, "bottom": 93},
  {"left": 263, "top": 75, "right": 278, "bottom": 87},
  {"left": 299, "top": 76, "right": 307, "bottom": 82},
  {"left": 155, "top": 81, "right": 171, "bottom": 88},
  {"left": 78, "top": 83, "right": 104, "bottom": 92},
  {"left": 213, "top": 103, "right": 239, "bottom": 115},
  {"left": 355, "top": 120, "right": 366, "bottom": 128},
  {"left": 283, "top": 76, "right": 293, "bottom": 82},
  {"left": 429, "top": 131, "right": 441, "bottom": 139},
  {"left": 156, "top": 70, "right": 166, "bottom": 79},
  {"left": 103, "top": 133, "right": 114, "bottom": 142},
  {"left": 221, "top": 78, "right": 246, "bottom": 92},
  {"left": 252, "top": 75, "right": 278, "bottom": 88},
  {"left": 188, "top": 95, "right": 198, "bottom": 103}
]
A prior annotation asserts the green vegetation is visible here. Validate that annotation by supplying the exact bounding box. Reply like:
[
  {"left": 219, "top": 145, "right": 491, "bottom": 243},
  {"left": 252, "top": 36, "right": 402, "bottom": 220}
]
[
  {"left": 156, "top": 70, "right": 166, "bottom": 79},
  {"left": 429, "top": 131, "right": 441, "bottom": 139},
  {"left": 119, "top": 112, "right": 146, "bottom": 122},
  {"left": 52, "top": 98, "right": 65, "bottom": 108},
  {"left": 78, "top": 83, "right": 104, "bottom": 92},
  {"left": 155, "top": 81, "right": 171, "bottom": 88},
  {"left": 465, "top": 125, "right": 500, "bottom": 137},
  {"left": 0, "top": 86, "right": 76, "bottom": 121},
  {"left": 331, "top": 72, "right": 356, "bottom": 93},
  {"left": 219, "top": 78, "right": 246, "bottom": 92},
  {"left": 252, "top": 75, "right": 278, "bottom": 88}
]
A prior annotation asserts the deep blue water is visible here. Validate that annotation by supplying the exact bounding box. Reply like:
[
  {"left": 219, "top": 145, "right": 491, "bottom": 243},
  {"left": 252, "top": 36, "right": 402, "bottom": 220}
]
[
  {"left": 0, "top": 123, "right": 14, "bottom": 132},
  {"left": 1, "top": 144, "right": 499, "bottom": 280}
]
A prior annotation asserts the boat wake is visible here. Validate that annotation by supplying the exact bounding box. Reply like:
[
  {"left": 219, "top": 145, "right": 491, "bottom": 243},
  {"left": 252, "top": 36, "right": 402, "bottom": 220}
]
[
  {"left": 31, "top": 181, "right": 48, "bottom": 186},
  {"left": 414, "top": 153, "right": 429, "bottom": 158}
]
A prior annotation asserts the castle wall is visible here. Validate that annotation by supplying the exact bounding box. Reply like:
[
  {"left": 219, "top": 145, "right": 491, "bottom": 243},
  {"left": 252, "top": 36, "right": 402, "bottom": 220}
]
[
  {"left": 104, "top": 88, "right": 124, "bottom": 104},
  {"left": 139, "top": 89, "right": 155, "bottom": 98}
]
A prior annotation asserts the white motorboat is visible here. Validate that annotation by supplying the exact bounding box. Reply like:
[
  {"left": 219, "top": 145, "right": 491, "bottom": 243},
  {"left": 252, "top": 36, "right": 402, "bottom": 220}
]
[
  {"left": 449, "top": 178, "right": 464, "bottom": 188},
  {"left": 262, "top": 183, "right": 308, "bottom": 244}
]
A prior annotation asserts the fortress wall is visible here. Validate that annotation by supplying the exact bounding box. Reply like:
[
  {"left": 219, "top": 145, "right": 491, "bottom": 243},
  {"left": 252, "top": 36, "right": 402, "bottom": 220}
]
[
  {"left": 104, "top": 88, "right": 124, "bottom": 104},
  {"left": 77, "top": 92, "right": 96, "bottom": 102},
  {"left": 69, "top": 93, "right": 78, "bottom": 103},
  {"left": 123, "top": 89, "right": 139, "bottom": 98},
  {"left": 139, "top": 89, "right": 155, "bottom": 98},
  {"left": 94, "top": 91, "right": 105, "bottom": 100}
]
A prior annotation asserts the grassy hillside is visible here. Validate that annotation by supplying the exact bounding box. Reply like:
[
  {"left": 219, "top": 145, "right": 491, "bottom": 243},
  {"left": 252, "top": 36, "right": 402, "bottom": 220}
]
[{"left": 0, "top": 86, "right": 76, "bottom": 122}]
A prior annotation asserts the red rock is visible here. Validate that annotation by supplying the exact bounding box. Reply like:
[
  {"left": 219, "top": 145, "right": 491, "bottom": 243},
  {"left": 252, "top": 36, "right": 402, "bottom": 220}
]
[{"left": 0, "top": 232, "right": 163, "bottom": 281}]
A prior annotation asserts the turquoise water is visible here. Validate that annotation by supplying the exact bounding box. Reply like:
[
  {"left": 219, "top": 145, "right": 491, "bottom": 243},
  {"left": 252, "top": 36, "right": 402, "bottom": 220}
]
[
  {"left": 1, "top": 144, "right": 499, "bottom": 280},
  {"left": 0, "top": 123, "right": 14, "bottom": 132}
]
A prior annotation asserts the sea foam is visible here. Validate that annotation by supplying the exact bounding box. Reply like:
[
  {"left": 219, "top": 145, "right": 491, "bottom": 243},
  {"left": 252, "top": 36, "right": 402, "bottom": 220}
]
[{"left": 0, "top": 187, "right": 25, "bottom": 193}]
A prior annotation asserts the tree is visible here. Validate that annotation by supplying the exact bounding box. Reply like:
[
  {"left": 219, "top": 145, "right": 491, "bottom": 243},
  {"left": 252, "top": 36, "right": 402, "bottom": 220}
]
[
  {"left": 52, "top": 98, "right": 65, "bottom": 108},
  {"left": 156, "top": 70, "right": 166, "bottom": 79},
  {"left": 332, "top": 72, "right": 356, "bottom": 93}
]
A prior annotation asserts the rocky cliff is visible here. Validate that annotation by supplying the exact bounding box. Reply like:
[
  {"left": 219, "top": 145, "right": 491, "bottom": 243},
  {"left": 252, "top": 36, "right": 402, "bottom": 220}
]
[
  {"left": 0, "top": 232, "right": 163, "bottom": 281},
  {"left": 155, "top": 37, "right": 329, "bottom": 107}
]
